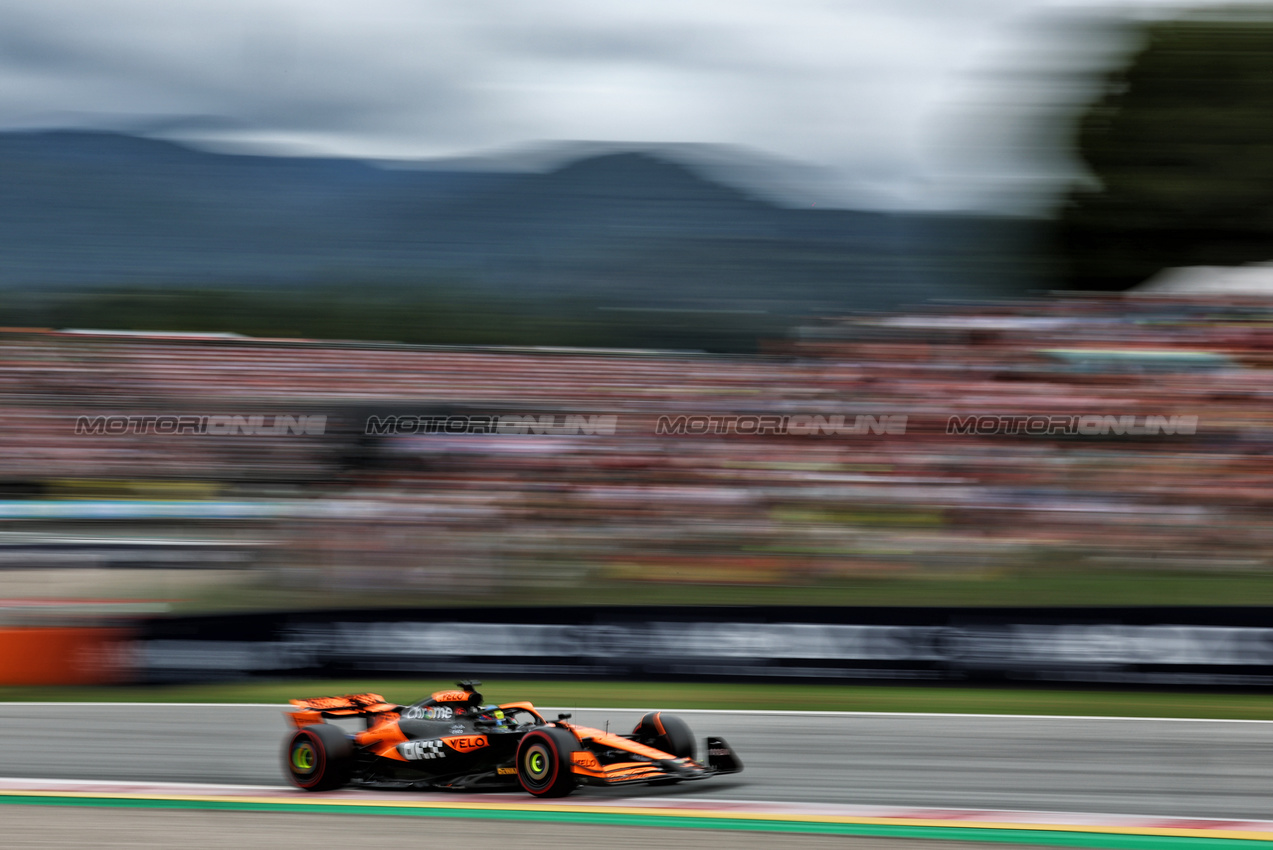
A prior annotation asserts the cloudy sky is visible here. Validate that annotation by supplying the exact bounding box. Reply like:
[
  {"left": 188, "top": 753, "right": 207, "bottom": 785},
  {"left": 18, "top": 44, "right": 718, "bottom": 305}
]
[{"left": 0, "top": 0, "right": 1212, "bottom": 212}]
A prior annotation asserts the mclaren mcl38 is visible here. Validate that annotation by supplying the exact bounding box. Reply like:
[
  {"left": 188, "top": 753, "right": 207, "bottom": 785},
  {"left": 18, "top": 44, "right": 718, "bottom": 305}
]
[{"left": 284, "top": 681, "right": 743, "bottom": 797}]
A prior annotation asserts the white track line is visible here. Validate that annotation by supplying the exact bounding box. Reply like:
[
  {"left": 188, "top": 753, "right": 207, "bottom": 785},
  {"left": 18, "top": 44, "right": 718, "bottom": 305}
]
[
  {"left": 0, "top": 703, "right": 1270, "bottom": 722},
  {"left": 0, "top": 777, "right": 284, "bottom": 793}
]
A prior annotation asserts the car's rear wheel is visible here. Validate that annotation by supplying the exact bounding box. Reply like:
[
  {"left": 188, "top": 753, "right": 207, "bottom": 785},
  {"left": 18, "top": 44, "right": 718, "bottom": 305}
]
[
  {"left": 285, "top": 724, "right": 354, "bottom": 791},
  {"left": 633, "top": 711, "right": 695, "bottom": 760},
  {"left": 516, "top": 727, "right": 577, "bottom": 797}
]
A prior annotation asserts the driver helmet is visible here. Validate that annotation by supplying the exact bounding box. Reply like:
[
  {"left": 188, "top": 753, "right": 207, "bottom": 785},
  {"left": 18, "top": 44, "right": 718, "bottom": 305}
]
[{"left": 475, "top": 705, "right": 507, "bottom": 727}]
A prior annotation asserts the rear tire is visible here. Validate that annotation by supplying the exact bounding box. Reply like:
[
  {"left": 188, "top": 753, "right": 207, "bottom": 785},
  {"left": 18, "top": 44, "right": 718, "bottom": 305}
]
[
  {"left": 285, "top": 724, "right": 354, "bottom": 791},
  {"left": 516, "top": 727, "right": 577, "bottom": 798},
  {"left": 633, "top": 711, "right": 695, "bottom": 760}
]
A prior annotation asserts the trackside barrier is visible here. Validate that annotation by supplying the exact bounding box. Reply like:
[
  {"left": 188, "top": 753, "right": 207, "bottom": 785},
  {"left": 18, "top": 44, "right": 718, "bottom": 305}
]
[
  {"left": 0, "top": 627, "right": 134, "bottom": 686},
  {"left": 128, "top": 606, "right": 1273, "bottom": 688}
]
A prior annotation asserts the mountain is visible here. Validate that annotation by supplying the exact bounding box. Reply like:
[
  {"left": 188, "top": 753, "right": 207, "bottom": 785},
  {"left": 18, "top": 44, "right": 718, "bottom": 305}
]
[{"left": 0, "top": 131, "right": 1050, "bottom": 315}]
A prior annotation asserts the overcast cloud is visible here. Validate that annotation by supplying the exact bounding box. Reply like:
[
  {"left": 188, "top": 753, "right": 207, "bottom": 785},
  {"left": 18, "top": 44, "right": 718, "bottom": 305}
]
[{"left": 0, "top": 0, "right": 1226, "bottom": 212}]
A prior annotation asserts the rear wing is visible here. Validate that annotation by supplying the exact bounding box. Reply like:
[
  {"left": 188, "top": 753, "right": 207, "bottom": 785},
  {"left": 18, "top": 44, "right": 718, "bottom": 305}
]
[{"left": 287, "top": 692, "right": 400, "bottom": 728}]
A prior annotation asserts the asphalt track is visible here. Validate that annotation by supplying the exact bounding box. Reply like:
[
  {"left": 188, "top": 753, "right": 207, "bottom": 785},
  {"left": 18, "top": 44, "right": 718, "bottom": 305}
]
[{"left": 1, "top": 704, "right": 1271, "bottom": 821}]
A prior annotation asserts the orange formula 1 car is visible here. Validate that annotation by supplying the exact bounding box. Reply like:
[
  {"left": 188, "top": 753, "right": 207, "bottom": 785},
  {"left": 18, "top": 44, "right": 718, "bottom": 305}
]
[{"left": 283, "top": 681, "right": 743, "bottom": 797}]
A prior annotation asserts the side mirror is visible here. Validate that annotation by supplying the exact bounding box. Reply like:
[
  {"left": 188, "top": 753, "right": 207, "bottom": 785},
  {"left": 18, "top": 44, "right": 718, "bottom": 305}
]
[{"left": 557, "top": 713, "right": 572, "bottom": 721}]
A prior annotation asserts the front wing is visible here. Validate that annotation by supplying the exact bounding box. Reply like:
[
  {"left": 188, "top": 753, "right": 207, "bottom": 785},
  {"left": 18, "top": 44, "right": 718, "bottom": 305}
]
[{"left": 569, "top": 734, "right": 743, "bottom": 787}]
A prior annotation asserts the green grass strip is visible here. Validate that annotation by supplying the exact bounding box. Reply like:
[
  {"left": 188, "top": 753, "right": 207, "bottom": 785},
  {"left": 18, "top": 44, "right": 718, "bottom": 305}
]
[
  {"left": 0, "top": 794, "right": 1268, "bottom": 849},
  {"left": 6, "top": 680, "right": 1273, "bottom": 720}
]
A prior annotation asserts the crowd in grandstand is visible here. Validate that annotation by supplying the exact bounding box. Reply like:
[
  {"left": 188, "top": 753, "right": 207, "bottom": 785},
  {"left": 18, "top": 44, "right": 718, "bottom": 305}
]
[{"left": 1, "top": 293, "right": 1270, "bottom": 593}]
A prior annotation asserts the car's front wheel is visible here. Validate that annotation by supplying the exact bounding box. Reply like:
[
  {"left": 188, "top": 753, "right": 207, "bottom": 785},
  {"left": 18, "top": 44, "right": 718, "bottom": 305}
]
[
  {"left": 285, "top": 724, "right": 353, "bottom": 791},
  {"left": 633, "top": 711, "right": 695, "bottom": 760},
  {"left": 516, "top": 727, "right": 578, "bottom": 797}
]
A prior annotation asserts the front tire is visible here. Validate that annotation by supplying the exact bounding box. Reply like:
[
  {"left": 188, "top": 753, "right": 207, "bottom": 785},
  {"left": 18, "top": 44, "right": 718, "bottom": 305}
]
[
  {"left": 516, "top": 727, "right": 577, "bottom": 797},
  {"left": 285, "top": 724, "right": 353, "bottom": 791},
  {"left": 633, "top": 711, "right": 695, "bottom": 760}
]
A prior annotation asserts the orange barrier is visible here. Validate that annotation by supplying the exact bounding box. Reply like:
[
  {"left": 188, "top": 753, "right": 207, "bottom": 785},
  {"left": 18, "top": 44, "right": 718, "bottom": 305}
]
[{"left": 0, "top": 628, "right": 133, "bottom": 686}]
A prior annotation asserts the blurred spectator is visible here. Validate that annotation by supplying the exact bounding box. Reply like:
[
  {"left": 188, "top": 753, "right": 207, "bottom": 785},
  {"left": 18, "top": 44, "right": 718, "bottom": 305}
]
[{"left": 0, "top": 293, "right": 1270, "bottom": 599}]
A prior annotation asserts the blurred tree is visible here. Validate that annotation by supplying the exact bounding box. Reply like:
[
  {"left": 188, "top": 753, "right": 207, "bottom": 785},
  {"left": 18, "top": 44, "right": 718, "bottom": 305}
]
[{"left": 1059, "top": 9, "right": 1273, "bottom": 290}]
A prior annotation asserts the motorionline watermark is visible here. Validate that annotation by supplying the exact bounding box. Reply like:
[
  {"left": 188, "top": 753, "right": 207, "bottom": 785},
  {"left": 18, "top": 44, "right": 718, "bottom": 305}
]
[
  {"left": 74, "top": 414, "right": 327, "bottom": 436},
  {"left": 364, "top": 413, "right": 908, "bottom": 437},
  {"left": 365, "top": 414, "right": 619, "bottom": 436},
  {"left": 655, "top": 414, "right": 907, "bottom": 436},
  {"left": 946, "top": 414, "right": 1198, "bottom": 437}
]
